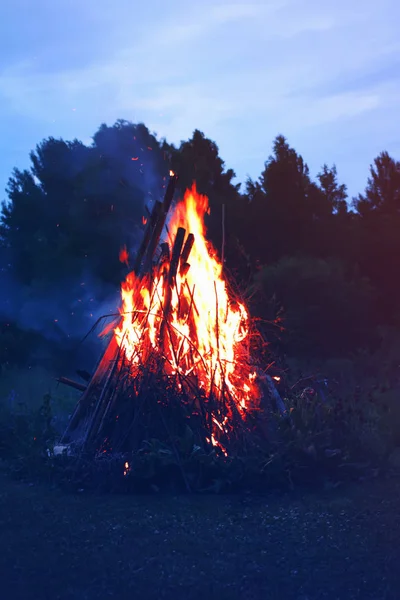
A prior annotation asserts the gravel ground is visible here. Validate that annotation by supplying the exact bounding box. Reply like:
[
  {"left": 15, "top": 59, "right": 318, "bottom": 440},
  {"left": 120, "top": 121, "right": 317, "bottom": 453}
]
[{"left": 0, "top": 472, "right": 399, "bottom": 600}]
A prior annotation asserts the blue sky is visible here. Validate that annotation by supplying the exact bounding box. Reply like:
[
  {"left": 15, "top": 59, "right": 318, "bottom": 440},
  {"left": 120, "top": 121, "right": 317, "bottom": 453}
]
[{"left": 0, "top": 0, "right": 399, "bottom": 200}]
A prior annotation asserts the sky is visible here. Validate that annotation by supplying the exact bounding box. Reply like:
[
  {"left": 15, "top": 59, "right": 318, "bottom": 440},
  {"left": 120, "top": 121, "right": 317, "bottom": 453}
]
[{"left": 0, "top": 0, "right": 399, "bottom": 201}]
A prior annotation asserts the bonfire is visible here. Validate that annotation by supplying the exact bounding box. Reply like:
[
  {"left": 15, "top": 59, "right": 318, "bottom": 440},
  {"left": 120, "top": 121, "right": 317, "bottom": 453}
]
[{"left": 60, "top": 172, "right": 284, "bottom": 462}]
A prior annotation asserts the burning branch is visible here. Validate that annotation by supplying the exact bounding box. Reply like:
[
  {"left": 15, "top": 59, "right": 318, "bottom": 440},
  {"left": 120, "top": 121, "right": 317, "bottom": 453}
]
[{"left": 60, "top": 177, "right": 270, "bottom": 460}]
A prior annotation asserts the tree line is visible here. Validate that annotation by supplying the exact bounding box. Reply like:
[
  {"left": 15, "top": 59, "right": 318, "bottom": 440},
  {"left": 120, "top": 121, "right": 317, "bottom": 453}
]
[{"left": 1, "top": 119, "right": 400, "bottom": 366}]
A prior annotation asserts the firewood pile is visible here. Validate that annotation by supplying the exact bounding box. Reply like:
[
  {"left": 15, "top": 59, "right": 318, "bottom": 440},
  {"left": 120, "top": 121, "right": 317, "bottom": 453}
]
[{"left": 58, "top": 172, "right": 286, "bottom": 461}]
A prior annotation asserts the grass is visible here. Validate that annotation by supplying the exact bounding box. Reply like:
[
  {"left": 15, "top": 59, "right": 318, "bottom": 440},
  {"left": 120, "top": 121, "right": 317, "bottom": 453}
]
[
  {"left": 1, "top": 468, "right": 399, "bottom": 600},
  {"left": 0, "top": 365, "right": 79, "bottom": 433},
  {"left": 1, "top": 361, "right": 400, "bottom": 598}
]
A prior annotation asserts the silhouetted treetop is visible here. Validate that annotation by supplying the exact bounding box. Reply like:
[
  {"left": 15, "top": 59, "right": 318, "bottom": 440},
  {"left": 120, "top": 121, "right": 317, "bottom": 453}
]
[
  {"left": 1, "top": 120, "right": 400, "bottom": 352},
  {"left": 317, "top": 164, "right": 348, "bottom": 214},
  {"left": 354, "top": 151, "right": 400, "bottom": 216}
]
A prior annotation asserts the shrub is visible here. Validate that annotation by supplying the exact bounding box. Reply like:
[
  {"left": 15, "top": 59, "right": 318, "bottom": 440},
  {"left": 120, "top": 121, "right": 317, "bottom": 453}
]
[
  {"left": 254, "top": 256, "right": 376, "bottom": 357},
  {"left": 0, "top": 393, "right": 57, "bottom": 479}
]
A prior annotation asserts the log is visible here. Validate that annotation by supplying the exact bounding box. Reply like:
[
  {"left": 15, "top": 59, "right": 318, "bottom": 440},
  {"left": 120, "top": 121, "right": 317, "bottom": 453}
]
[
  {"left": 258, "top": 371, "right": 287, "bottom": 417},
  {"left": 60, "top": 336, "right": 120, "bottom": 442},
  {"left": 179, "top": 262, "right": 190, "bottom": 278},
  {"left": 179, "top": 233, "right": 194, "bottom": 274},
  {"left": 265, "top": 374, "right": 287, "bottom": 416},
  {"left": 133, "top": 201, "right": 160, "bottom": 275},
  {"left": 83, "top": 347, "right": 122, "bottom": 449},
  {"left": 160, "top": 227, "right": 186, "bottom": 344},
  {"left": 162, "top": 171, "right": 178, "bottom": 215},
  {"left": 169, "top": 227, "right": 186, "bottom": 282},
  {"left": 56, "top": 377, "right": 87, "bottom": 392},
  {"left": 76, "top": 369, "right": 91, "bottom": 382},
  {"left": 140, "top": 201, "right": 163, "bottom": 274},
  {"left": 160, "top": 242, "right": 170, "bottom": 262},
  {"left": 140, "top": 171, "right": 178, "bottom": 275}
]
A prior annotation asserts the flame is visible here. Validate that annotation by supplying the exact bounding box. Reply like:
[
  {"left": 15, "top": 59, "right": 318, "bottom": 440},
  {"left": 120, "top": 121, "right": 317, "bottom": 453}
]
[
  {"left": 111, "top": 184, "right": 260, "bottom": 451},
  {"left": 169, "top": 169, "right": 175, "bottom": 177},
  {"left": 119, "top": 245, "right": 129, "bottom": 266}
]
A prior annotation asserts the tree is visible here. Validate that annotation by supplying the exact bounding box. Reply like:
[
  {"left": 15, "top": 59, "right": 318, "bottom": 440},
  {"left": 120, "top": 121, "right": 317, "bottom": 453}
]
[
  {"left": 254, "top": 256, "right": 375, "bottom": 357},
  {"left": 352, "top": 151, "right": 400, "bottom": 322},
  {"left": 353, "top": 151, "right": 400, "bottom": 216},
  {"left": 245, "top": 136, "right": 334, "bottom": 263},
  {"left": 0, "top": 122, "right": 172, "bottom": 349},
  {"left": 1, "top": 168, "right": 49, "bottom": 284},
  {"left": 314, "top": 164, "right": 361, "bottom": 262},
  {"left": 317, "top": 164, "right": 347, "bottom": 214},
  {"left": 170, "top": 130, "right": 248, "bottom": 281},
  {"left": 0, "top": 121, "right": 170, "bottom": 287}
]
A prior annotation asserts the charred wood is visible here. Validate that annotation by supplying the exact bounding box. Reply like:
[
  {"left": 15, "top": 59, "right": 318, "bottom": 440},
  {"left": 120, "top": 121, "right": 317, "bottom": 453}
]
[{"left": 56, "top": 377, "right": 87, "bottom": 392}]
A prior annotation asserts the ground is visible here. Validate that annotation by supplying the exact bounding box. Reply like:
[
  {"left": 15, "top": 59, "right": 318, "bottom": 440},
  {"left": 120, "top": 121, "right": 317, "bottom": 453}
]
[{"left": 0, "top": 471, "right": 399, "bottom": 600}]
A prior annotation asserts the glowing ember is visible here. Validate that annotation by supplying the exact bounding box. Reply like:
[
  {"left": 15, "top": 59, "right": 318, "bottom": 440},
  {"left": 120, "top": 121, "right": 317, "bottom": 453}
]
[
  {"left": 119, "top": 245, "right": 129, "bottom": 266},
  {"left": 110, "top": 184, "right": 260, "bottom": 451}
]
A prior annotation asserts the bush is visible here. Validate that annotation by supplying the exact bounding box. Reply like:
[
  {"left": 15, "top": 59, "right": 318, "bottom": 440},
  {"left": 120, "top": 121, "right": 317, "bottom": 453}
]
[
  {"left": 0, "top": 382, "right": 390, "bottom": 494},
  {"left": 0, "top": 394, "right": 57, "bottom": 479},
  {"left": 254, "top": 256, "right": 376, "bottom": 357},
  {"left": 0, "top": 362, "right": 395, "bottom": 493}
]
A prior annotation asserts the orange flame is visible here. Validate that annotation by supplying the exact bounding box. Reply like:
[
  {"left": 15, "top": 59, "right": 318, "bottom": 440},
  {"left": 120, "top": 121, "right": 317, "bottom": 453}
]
[{"left": 112, "top": 184, "right": 260, "bottom": 449}]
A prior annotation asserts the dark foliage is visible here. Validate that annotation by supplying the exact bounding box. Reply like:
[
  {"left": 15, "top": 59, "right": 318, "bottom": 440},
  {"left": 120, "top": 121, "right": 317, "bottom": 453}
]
[
  {"left": 253, "top": 256, "right": 375, "bottom": 357},
  {"left": 0, "top": 374, "right": 391, "bottom": 494},
  {"left": 1, "top": 120, "right": 400, "bottom": 485}
]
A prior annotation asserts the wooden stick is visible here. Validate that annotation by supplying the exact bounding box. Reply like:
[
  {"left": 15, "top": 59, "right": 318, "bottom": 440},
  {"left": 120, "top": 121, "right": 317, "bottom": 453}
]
[
  {"left": 135, "top": 171, "right": 178, "bottom": 276},
  {"left": 221, "top": 204, "right": 225, "bottom": 272},
  {"left": 83, "top": 341, "right": 125, "bottom": 449},
  {"left": 162, "top": 171, "right": 178, "bottom": 214},
  {"left": 169, "top": 227, "right": 186, "bottom": 282},
  {"left": 159, "top": 242, "right": 170, "bottom": 263},
  {"left": 56, "top": 377, "right": 87, "bottom": 393},
  {"left": 160, "top": 227, "right": 186, "bottom": 344},
  {"left": 179, "top": 263, "right": 190, "bottom": 277},
  {"left": 133, "top": 202, "right": 160, "bottom": 275},
  {"left": 185, "top": 281, "right": 199, "bottom": 316},
  {"left": 179, "top": 233, "right": 194, "bottom": 274},
  {"left": 214, "top": 280, "right": 220, "bottom": 356},
  {"left": 60, "top": 336, "right": 119, "bottom": 442},
  {"left": 141, "top": 201, "right": 163, "bottom": 273}
]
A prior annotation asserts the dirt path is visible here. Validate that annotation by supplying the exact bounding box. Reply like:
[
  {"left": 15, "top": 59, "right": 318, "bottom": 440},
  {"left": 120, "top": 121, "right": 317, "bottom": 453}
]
[{"left": 0, "top": 472, "right": 399, "bottom": 600}]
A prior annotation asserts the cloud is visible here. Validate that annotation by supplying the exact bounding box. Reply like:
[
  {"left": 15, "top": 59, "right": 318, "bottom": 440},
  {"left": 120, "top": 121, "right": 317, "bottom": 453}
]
[
  {"left": 286, "top": 91, "right": 381, "bottom": 129},
  {"left": 210, "top": 2, "right": 283, "bottom": 23},
  {"left": 0, "top": 0, "right": 337, "bottom": 124},
  {"left": 131, "top": 2, "right": 272, "bottom": 48},
  {"left": 0, "top": 0, "right": 399, "bottom": 199}
]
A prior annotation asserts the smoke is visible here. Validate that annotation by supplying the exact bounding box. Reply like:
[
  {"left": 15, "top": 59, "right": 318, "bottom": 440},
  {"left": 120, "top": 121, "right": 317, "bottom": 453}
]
[
  {"left": 91, "top": 120, "right": 171, "bottom": 208},
  {"left": 0, "top": 120, "right": 173, "bottom": 375},
  {"left": 0, "top": 266, "right": 120, "bottom": 373},
  {"left": 1, "top": 274, "right": 115, "bottom": 338}
]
